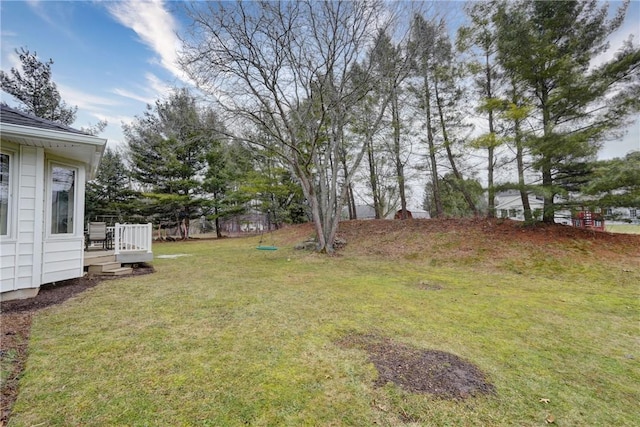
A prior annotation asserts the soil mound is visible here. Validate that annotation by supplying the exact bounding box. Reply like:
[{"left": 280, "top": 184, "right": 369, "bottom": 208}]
[{"left": 335, "top": 218, "right": 640, "bottom": 263}]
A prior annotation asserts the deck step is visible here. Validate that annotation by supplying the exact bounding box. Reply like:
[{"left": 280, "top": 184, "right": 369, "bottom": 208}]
[
  {"left": 88, "top": 262, "right": 121, "bottom": 274},
  {"left": 84, "top": 254, "right": 116, "bottom": 267},
  {"left": 99, "top": 267, "right": 133, "bottom": 276}
]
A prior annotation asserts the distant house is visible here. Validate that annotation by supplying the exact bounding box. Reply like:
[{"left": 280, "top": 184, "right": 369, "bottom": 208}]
[
  {"left": 1, "top": 105, "right": 106, "bottom": 301},
  {"left": 495, "top": 190, "right": 544, "bottom": 221},
  {"left": 408, "top": 208, "right": 430, "bottom": 219},
  {"left": 495, "top": 190, "right": 638, "bottom": 225},
  {"left": 494, "top": 190, "right": 571, "bottom": 224},
  {"left": 603, "top": 206, "right": 639, "bottom": 224}
]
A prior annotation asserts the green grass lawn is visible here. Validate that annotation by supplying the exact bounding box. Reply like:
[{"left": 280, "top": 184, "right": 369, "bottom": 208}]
[
  {"left": 9, "top": 230, "right": 640, "bottom": 426},
  {"left": 606, "top": 223, "right": 640, "bottom": 234}
]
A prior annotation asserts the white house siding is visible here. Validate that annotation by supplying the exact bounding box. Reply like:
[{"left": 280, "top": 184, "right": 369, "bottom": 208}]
[
  {"left": 0, "top": 145, "right": 44, "bottom": 295},
  {"left": 0, "top": 147, "right": 89, "bottom": 294},
  {"left": 42, "top": 239, "right": 84, "bottom": 283},
  {"left": 18, "top": 146, "right": 43, "bottom": 289},
  {"left": 0, "top": 242, "right": 16, "bottom": 293},
  {"left": 1, "top": 105, "right": 106, "bottom": 300}
]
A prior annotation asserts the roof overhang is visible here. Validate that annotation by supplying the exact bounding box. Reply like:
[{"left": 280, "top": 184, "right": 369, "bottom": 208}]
[{"left": 0, "top": 122, "right": 107, "bottom": 179}]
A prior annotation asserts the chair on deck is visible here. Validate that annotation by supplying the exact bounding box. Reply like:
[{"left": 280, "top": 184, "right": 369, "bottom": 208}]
[{"left": 85, "top": 222, "right": 112, "bottom": 250}]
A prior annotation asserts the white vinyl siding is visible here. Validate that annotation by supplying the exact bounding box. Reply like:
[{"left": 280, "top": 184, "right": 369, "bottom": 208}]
[
  {"left": 0, "top": 242, "right": 16, "bottom": 292},
  {"left": 0, "top": 145, "right": 43, "bottom": 293},
  {"left": 42, "top": 239, "right": 84, "bottom": 283},
  {"left": 0, "top": 117, "right": 105, "bottom": 300}
]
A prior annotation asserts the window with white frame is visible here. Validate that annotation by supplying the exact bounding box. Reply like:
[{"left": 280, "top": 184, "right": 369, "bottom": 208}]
[
  {"left": 630, "top": 208, "right": 637, "bottom": 219},
  {"left": 0, "top": 152, "right": 11, "bottom": 236},
  {"left": 50, "top": 164, "right": 76, "bottom": 234}
]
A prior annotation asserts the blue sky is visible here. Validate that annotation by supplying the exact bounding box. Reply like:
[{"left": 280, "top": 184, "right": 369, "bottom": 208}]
[
  {"left": 1, "top": 0, "right": 187, "bottom": 149},
  {"left": 1, "top": 0, "right": 639, "bottom": 159}
]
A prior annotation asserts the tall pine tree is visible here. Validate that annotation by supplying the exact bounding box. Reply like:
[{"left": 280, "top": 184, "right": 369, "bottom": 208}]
[
  {"left": 1, "top": 48, "right": 77, "bottom": 126},
  {"left": 124, "top": 88, "right": 220, "bottom": 231},
  {"left": 494, "top": 0, "right": 639, "bottom": 223}
]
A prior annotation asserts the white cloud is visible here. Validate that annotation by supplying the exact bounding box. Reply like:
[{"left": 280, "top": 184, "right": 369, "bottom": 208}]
[
  {"left": 1, "top": 48, "right": 22, "bottom": 70},
  {"left": 145, "top": 72, "right": 174, "bottom": 98},
  {"left": 58, "top": 84, "right": 120, "bottom": 110},
  {"left": 112, "top": 72, "right": 174, "bottom": 104},
  {"left": 112, "top": 88, "right": 155, "bottom": 105},
  {"left": 105, "top": 0, "right": 189, "bottom": 84},
  {"left": 600, "top": 119, "right": 640, "bottom": 159}
]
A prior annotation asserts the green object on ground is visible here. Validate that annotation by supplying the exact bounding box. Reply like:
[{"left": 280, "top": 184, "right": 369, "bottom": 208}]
[{"left": 256, "top": 245, "right": 278, "bottom": 251}]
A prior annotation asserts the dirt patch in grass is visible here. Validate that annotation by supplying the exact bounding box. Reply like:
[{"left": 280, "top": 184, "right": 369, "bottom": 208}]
[
  {"left": 418, "top": 280, "right": 444, "bottom": 291},
  {"left": 0, "top": 266, "right": 154, "bottom": 425},
  {"left": 339, "top": 334, "right": 495, "bottom": 400}
]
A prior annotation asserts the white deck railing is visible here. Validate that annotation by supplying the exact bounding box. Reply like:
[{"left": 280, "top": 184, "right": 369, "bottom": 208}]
[{"left": 113, "top": 223, "right": 153, "bottom": 255}]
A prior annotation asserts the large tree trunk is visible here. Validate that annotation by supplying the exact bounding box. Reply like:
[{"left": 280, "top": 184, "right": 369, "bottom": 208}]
[
  {"left": 434, "top": 78, "right": 478, "bottom": 216},
  {"left": 366, "top": 137, "right": 383, "bottom": 219},
  {"left": 485, "top": 53, "right": 496, "bottom": 219},
  {"left": 540, "top": 88, "right": 555, "bottom": 224},
  {"left": 423, "top": 76, "right": 443, "bottom": 218},
  {"left": 515, "top": 121, "right": 533, "bottom": 223},
  {"left": 541, "top": 164, "right": 555, "bottom": 224},
  {"left": 214, "top": 205, "right": 222, "bottom": 238},
  {"left": 392, "top": 89, "right": 408, "bottom": 220},
  {"left": 340, "top": 146, "right": 356, "bottom": 220}
]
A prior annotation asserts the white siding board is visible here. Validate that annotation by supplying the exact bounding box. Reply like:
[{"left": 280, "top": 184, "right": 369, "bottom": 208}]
[
  {"left": 16, "top": 277, "right": 34, "bottom": 288},
  {"left": 20, "top": 175, "right": 36, "bottom": 188},
  {"left": 19, "top": 210, "right": 36, "bottom": 221},
  {"left": 17, "top": 243, "right": 34, "bottom": 255},
  {"left": 43, "top": 259, "right": 82, "bottom": 274},
  {"left": 31, "top": 147, "right": 44, "bottom": 287},
  {"left": 44, "top": 239, "right": 83, "bottom": 252},
  {"left": 42, "top": 238, "right": 83, "bottom": 286},
  {"left": 0, "top": 237, "right": 17, "bottom": 291},
  {"left": 17, "top": 253, "right": 33, "bottom": 266},
  {"left": 0, "top": 264, "right": 15, "bottom": 280},
  {"left": 17, "top": 265, "right": 32, "bottom": 277},
  {"left": 18, "top": 232, "right": 34, "bottom": 242},
  {"left": 18, "top": 190, "right": 35, "bottom": 202},
  {"left": 20, "top": 146, "right": 37, "bottom": 166},
  {"left": 18, "top": 217, "right": 36, "bottom": 233},
  {"left": 0, "top": 242, "right": 16, "bottom": 256},
  {"left": 22, "top": 163, "right": 36, "bottom": 175},
  {"left": 44, "top": 250, "right": 82, "bottom": 263},
  {"left": 19, "top": 220, "right": 35, "bottom": 233},
  {"left": 43, "top": 269, "right": 82, "bottom": 284},
  {"left": 1, "top": 275, "right": 16, "bottom": 292},
  {"left": 0, "top": 254, "right": 16, "bottom": 269},
  {"left": 20, "top": 197, "right": 35, "bottom": 210},
  {"left": 15, "top": 148, "right": 37, "bottom": 292}
]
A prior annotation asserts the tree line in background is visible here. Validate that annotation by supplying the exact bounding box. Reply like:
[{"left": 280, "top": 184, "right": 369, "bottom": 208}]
[
  {"left": 87, "top": 88, "right": 308, "bottom": 238},
  {"left": 2, "top": 0, "right": 639, "bottom": 253}
]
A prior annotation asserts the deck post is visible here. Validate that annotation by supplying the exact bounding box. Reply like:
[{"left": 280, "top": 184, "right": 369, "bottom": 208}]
[
  {"left": 114, "top": 223, "right": 121, "bottom": 255},
  {"left": 147, "top": 223, "right": 153, "bottom": 253}
]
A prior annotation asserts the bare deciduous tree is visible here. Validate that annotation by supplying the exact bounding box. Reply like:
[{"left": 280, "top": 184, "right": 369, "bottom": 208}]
[{"left": 179, "top": 0, "right": 390, "bottom": 253}]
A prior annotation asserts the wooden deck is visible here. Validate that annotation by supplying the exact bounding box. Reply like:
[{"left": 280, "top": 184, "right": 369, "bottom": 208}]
[{"left": 84, "top": 247, "right": 153, "bottom": 267}]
